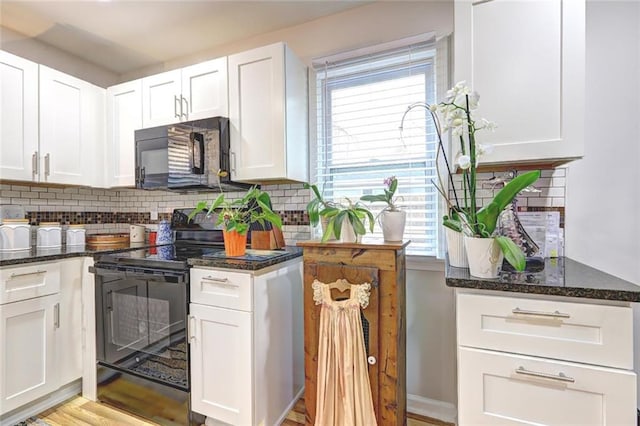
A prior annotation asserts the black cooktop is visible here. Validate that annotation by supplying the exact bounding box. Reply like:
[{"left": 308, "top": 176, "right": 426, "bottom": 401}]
[{"left": 94, "top": 243, "right": 226, "bottom": 270}]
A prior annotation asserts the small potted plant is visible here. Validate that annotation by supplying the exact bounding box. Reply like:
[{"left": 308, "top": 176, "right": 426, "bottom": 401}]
[
  {"left": 318, "top": 198, "right": 374, "bottom": 243},
  {"left": 189, "top": 186, "right": 282, "bottom": 256},
  {"left": 303, "top": 182, "right": 337, "bottom": 240},
  {"left": 360, "top": 176, "right": 405, "bottom": 242}
]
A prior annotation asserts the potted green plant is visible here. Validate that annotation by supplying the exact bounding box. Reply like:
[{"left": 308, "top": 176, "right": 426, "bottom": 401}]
[
  {"left": 420, "top": 81, "right": 539, "bottom": 277},
  {"left": 303, "top": 182, "right": 337, "bottom": 240},
  {"left": 318, "top": 197, "right": 374, "bottom": 243},
  {"left": 360, "top": 176, "right": 406, "bottom": 242},
  {"left": 189, "top": 186, "right": 282, "bottom": 256}
]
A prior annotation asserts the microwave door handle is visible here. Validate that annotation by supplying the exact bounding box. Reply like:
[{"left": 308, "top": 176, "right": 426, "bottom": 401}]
[{"left": 191, "top": 133, "right": 205, "bottom": 174}]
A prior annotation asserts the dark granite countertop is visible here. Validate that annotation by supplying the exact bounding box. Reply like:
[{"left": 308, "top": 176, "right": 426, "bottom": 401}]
[
  {"left": 1, "top": 244, "right": 302, "bottom": 271},
  {"left": 446, "top": 257, "right": 640, "bottom": 302},
  {"left": 187, "top": 247, "right": 302, "bottom": 271},
  {"left": 0, "top": 243, "right": 161, "bottom": 267}
]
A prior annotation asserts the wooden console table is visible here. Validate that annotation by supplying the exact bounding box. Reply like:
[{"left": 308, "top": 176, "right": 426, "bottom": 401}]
[{"left": 297, "top": 240, "right": 409, "bottom": 426}]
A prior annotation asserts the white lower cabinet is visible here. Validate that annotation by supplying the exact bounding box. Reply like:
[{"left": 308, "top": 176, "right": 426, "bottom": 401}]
[
  {"left": 190, "top": 304, "right": 252, "bottom": 425},
  {"left": 456, "top": 291, "right": 637, "bottom": 425},
  {"left": 0, "top": 259, "right": 84, "bottom": 417},
  {"left": 189, "top": 259, "right": 304, "bottom": 425},
  {"left": 0, "top": 294, "right": 59, "bottom": 414},
  {"left": 458, "top": 347, "right": 636, "bottom": 425}
]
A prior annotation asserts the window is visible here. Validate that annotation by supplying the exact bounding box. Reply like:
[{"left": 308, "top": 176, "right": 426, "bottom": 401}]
[{"left": 313, "top": 35, "right": 448, "bottom": 256}]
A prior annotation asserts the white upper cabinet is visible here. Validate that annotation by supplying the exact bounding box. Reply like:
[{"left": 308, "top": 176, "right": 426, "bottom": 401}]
[
  {"left": 106, "top": 80, "right": 143, "bottom": 187},
  {"left": 142, "top": 57, "right": 228, "bottom": 128},
  {"left": 181, "top": 57, "right": 228, "bottom": 121},
  {"left": 228, "top": 42, "right": 308, "bottom": 183},
  {"left": 0, "top": 51, "right": 39, "bottom": 181},
  {"left": 454, "top": 0, "right": 585, "bottom": 166},
  {"left": 39, "top": 66, "right": 105, "bottom": 186}
]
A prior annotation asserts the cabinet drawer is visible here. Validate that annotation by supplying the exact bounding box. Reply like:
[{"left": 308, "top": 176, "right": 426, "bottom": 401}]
[
  {"left": 0, "top": 263, "right": 61, "bottom": 304},
  {"left": 457, "top": 292, "right": 632, "bottom": 369},
  {"left": 190, "top": 268, "right": 252, "bottom": 311},
  {"left": 457, "top": 347, "right": 636, "bottom": 425}
]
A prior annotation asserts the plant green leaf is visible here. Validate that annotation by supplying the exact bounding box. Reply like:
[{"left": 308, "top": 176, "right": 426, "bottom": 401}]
[
  {"left": 349, "top": 211, "right": 366, "bottom": 235},
  {"left": 476, "top": 170, "right": 540, "bottom": 235},
  {"left": 443, "top": 218, "right": 462, "bottom": 232},
  {"left": 360, "top": 194, "right": 387, "bottom": 203},
  {"left": 495, "top": 236, "right": 526, "bottom": 272}
]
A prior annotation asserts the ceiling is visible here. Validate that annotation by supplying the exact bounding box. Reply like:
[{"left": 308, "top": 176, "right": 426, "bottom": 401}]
[{"left": 0, "top": 0, "right": 371, "bottom": 74}]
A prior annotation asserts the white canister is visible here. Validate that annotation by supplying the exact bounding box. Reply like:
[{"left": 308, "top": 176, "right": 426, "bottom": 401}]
[
  {"left": 130, "top": 224, "right": 145, "bottom": 243},
  {"left": 66, "top": 224, "right": 86, "bottom": 246},
  {"left": 0, "top": 219, "right": 31, "bottom": 251},
  {"left": 37, "top": 222, "right": 62, "bottom": 248}
]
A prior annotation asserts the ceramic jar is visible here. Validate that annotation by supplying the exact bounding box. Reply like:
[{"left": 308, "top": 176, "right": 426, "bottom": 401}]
[
  {"left": 37, "top": 222, "right": 62, "bottom": 249},
  {"left": 66, "top": 224, "right": 86, "bottom": 246},
  {"left": 445, "top": 227, "right": 468, "bottom": 268},
  {"left": 0, "top": 219, "right": 31, "bottom": 251},
  {"left": 157, "top": 220, "right": 173, "bottom": 244}
]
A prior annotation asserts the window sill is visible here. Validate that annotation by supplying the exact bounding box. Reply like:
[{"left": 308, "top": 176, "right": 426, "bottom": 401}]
[{"left": 406, "top": 255, "right": 445, "bottom": 272}]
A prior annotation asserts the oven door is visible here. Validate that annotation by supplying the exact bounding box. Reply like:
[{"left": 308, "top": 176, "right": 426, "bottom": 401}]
[{"left": 94, "top": 265, "right": 189, "bottom": 390}]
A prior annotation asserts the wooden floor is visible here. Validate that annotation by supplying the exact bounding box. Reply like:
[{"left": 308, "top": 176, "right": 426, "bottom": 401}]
[{"left": 30, "top": 395, "right": 454, "bottom": 426}]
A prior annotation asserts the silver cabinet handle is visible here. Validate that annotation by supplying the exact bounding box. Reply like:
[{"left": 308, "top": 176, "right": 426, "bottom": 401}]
[
  {"left": 202, "top": 276, "right": 230, "bottom": 284},
  {"left": 512, "top": 307, "right": 570, "bottom": 319},
  {"left": 188, "top": 315, "right": 196, "bottom": 342},
  {"left": 54, "top": 303, "right": 60, "bottom": 329},
  {"left": 32, "top": 151, "right": 38, "bottom": 178},
  {"left": 174, "top": 95, "right": 181, "bottom": 118},
  {"left": 44, "top": 153, "right": 50, "bottom": 177},
  {"left": 181, "top": 96, "right": 188, "bottom": 119},
  {"left": 515, "top": 366, "right": 575, "bottom": 383},
  {"left": 230, "top": 151, "right": 237, "bottom": 173},
  {"left": 10, "top": 270, "right": 46, "bottom": 279}
]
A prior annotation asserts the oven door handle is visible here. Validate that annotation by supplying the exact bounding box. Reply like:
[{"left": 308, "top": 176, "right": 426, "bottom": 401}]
[{"left": 90, "top": 266, "right": 186, "bottom": 284}]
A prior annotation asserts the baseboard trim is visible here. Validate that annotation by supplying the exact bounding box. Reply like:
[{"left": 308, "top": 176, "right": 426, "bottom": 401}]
[
  {"left": 275, "top": 386, "right": 305, "bottom": 426},
  {"left": 0, "top": 380, "right": 81, "bottom": 426},
  {"left": 407, "top": 394, "right": 457, "bottom": 425}
]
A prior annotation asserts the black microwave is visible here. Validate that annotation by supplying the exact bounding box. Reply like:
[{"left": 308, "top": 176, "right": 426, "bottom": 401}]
[{"left": 134, "top": 117, "right": 250, "bottom": 192}]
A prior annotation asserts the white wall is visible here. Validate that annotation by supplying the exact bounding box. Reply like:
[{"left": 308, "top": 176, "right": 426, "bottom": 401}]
[
  {"left": 1, "top": 26, "right": 119, "bottom": 87},
  {"left": 566, "top": 1, "right": 640, "bottom": 284}
]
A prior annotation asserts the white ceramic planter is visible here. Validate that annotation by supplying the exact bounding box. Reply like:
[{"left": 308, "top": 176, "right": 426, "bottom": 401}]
[
  {"left": 379, "top": 210, "right": 406, "bottom": 242},
  {"left": 320, "top": 216, "right": 337, "bottom": 241},
  {"left": 445, "top": 227, "right": 468, "bottom": 268},
  {"left": 340, "top": 220, "right": 361, "bottom": 243},
  {"left": 464, "top": 236, "right": 504, "bottom": 278}
]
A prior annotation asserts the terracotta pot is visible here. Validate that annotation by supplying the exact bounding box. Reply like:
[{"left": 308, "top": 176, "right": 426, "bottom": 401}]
[
  {"left": 464, "top": 236, "right": 504, "bottom": 278},
  {"left": 223, "top": 230, "right": 248, "bottom": 256}
]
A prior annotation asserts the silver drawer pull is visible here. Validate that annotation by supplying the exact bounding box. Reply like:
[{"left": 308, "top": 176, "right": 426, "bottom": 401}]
[
  {"left": 202, "top": 276, "right": 235, "bottom": 288},
  {"left": 512, "top": 307, "right": 570, "bottom": 319},
  {"left": 10, "top": 270, "right": 46, "bottom": 279},
  {"left": 515, "top": 366, "right": 575, "bottom": 383}
]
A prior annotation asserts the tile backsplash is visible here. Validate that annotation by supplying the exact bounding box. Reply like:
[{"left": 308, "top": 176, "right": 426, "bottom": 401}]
[
  {"left": 0, "top": 183, "right": 313, "bottom": 246},
  {"left": 2, "top": 168, "right": 567, "bottom": 247}
]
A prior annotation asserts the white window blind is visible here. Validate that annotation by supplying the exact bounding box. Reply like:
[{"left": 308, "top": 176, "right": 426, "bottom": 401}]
[{"left": 313, "top": 37, "right": 447, "bottom": 256}]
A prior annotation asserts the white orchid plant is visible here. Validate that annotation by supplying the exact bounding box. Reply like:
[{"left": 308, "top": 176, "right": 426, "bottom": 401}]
[{"left": 426, "top": 81, "right": 540, "bottom": 271}]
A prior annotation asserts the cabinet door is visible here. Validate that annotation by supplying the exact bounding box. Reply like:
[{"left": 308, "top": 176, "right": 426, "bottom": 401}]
[
  {"left": 57, "top": 259, "right": 83, "bottom": 385},
  {"left": 228, "top": 43, "right": 286, "bottom": 181},
  {"left": 39, "top": 66, "right": 92, "bottom": 185},
  {"left": 0, "top": 51, "right": 39, "bottom": 182},
  {"left": 190, "top": 303, "right": 252, "bottom": 425},
  {"left": 454, "top": 0, "right": 585, "bottom": 165},
  {"left": 181, "top": 57, "right": 228, "bottom": 121},
  {"left": 457, "top": 347, "right": 637, "bottom": 425},
  {"left": 0, "top": 294, "right": 59, "bottom": 414},
  {"left": 141, "top": 69, "right": 182, "bottom": 128},
  {"left": 106, "top": 80, "right": 143, "bottom": 187}
]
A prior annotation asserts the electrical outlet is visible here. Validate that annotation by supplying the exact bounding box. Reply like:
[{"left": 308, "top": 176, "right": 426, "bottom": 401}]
[{"left": 150, "top": 210, "right": 158, "bottom": 221}]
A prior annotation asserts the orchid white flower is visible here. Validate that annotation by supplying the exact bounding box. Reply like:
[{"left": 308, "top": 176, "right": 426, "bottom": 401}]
[
  {"left": 457, "top": 154, "right": 471, "bottom": 170},
  {"left": 476, "top": 143, "right": 494, "bottom": 157}
]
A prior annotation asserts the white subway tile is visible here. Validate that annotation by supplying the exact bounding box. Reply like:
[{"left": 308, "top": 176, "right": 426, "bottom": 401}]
[
  {"left": 552, "top": 198, "right": 565, "bottom": 207},
  {"left": 551, "top": 177, "right": 566, "bottom": 187}
]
